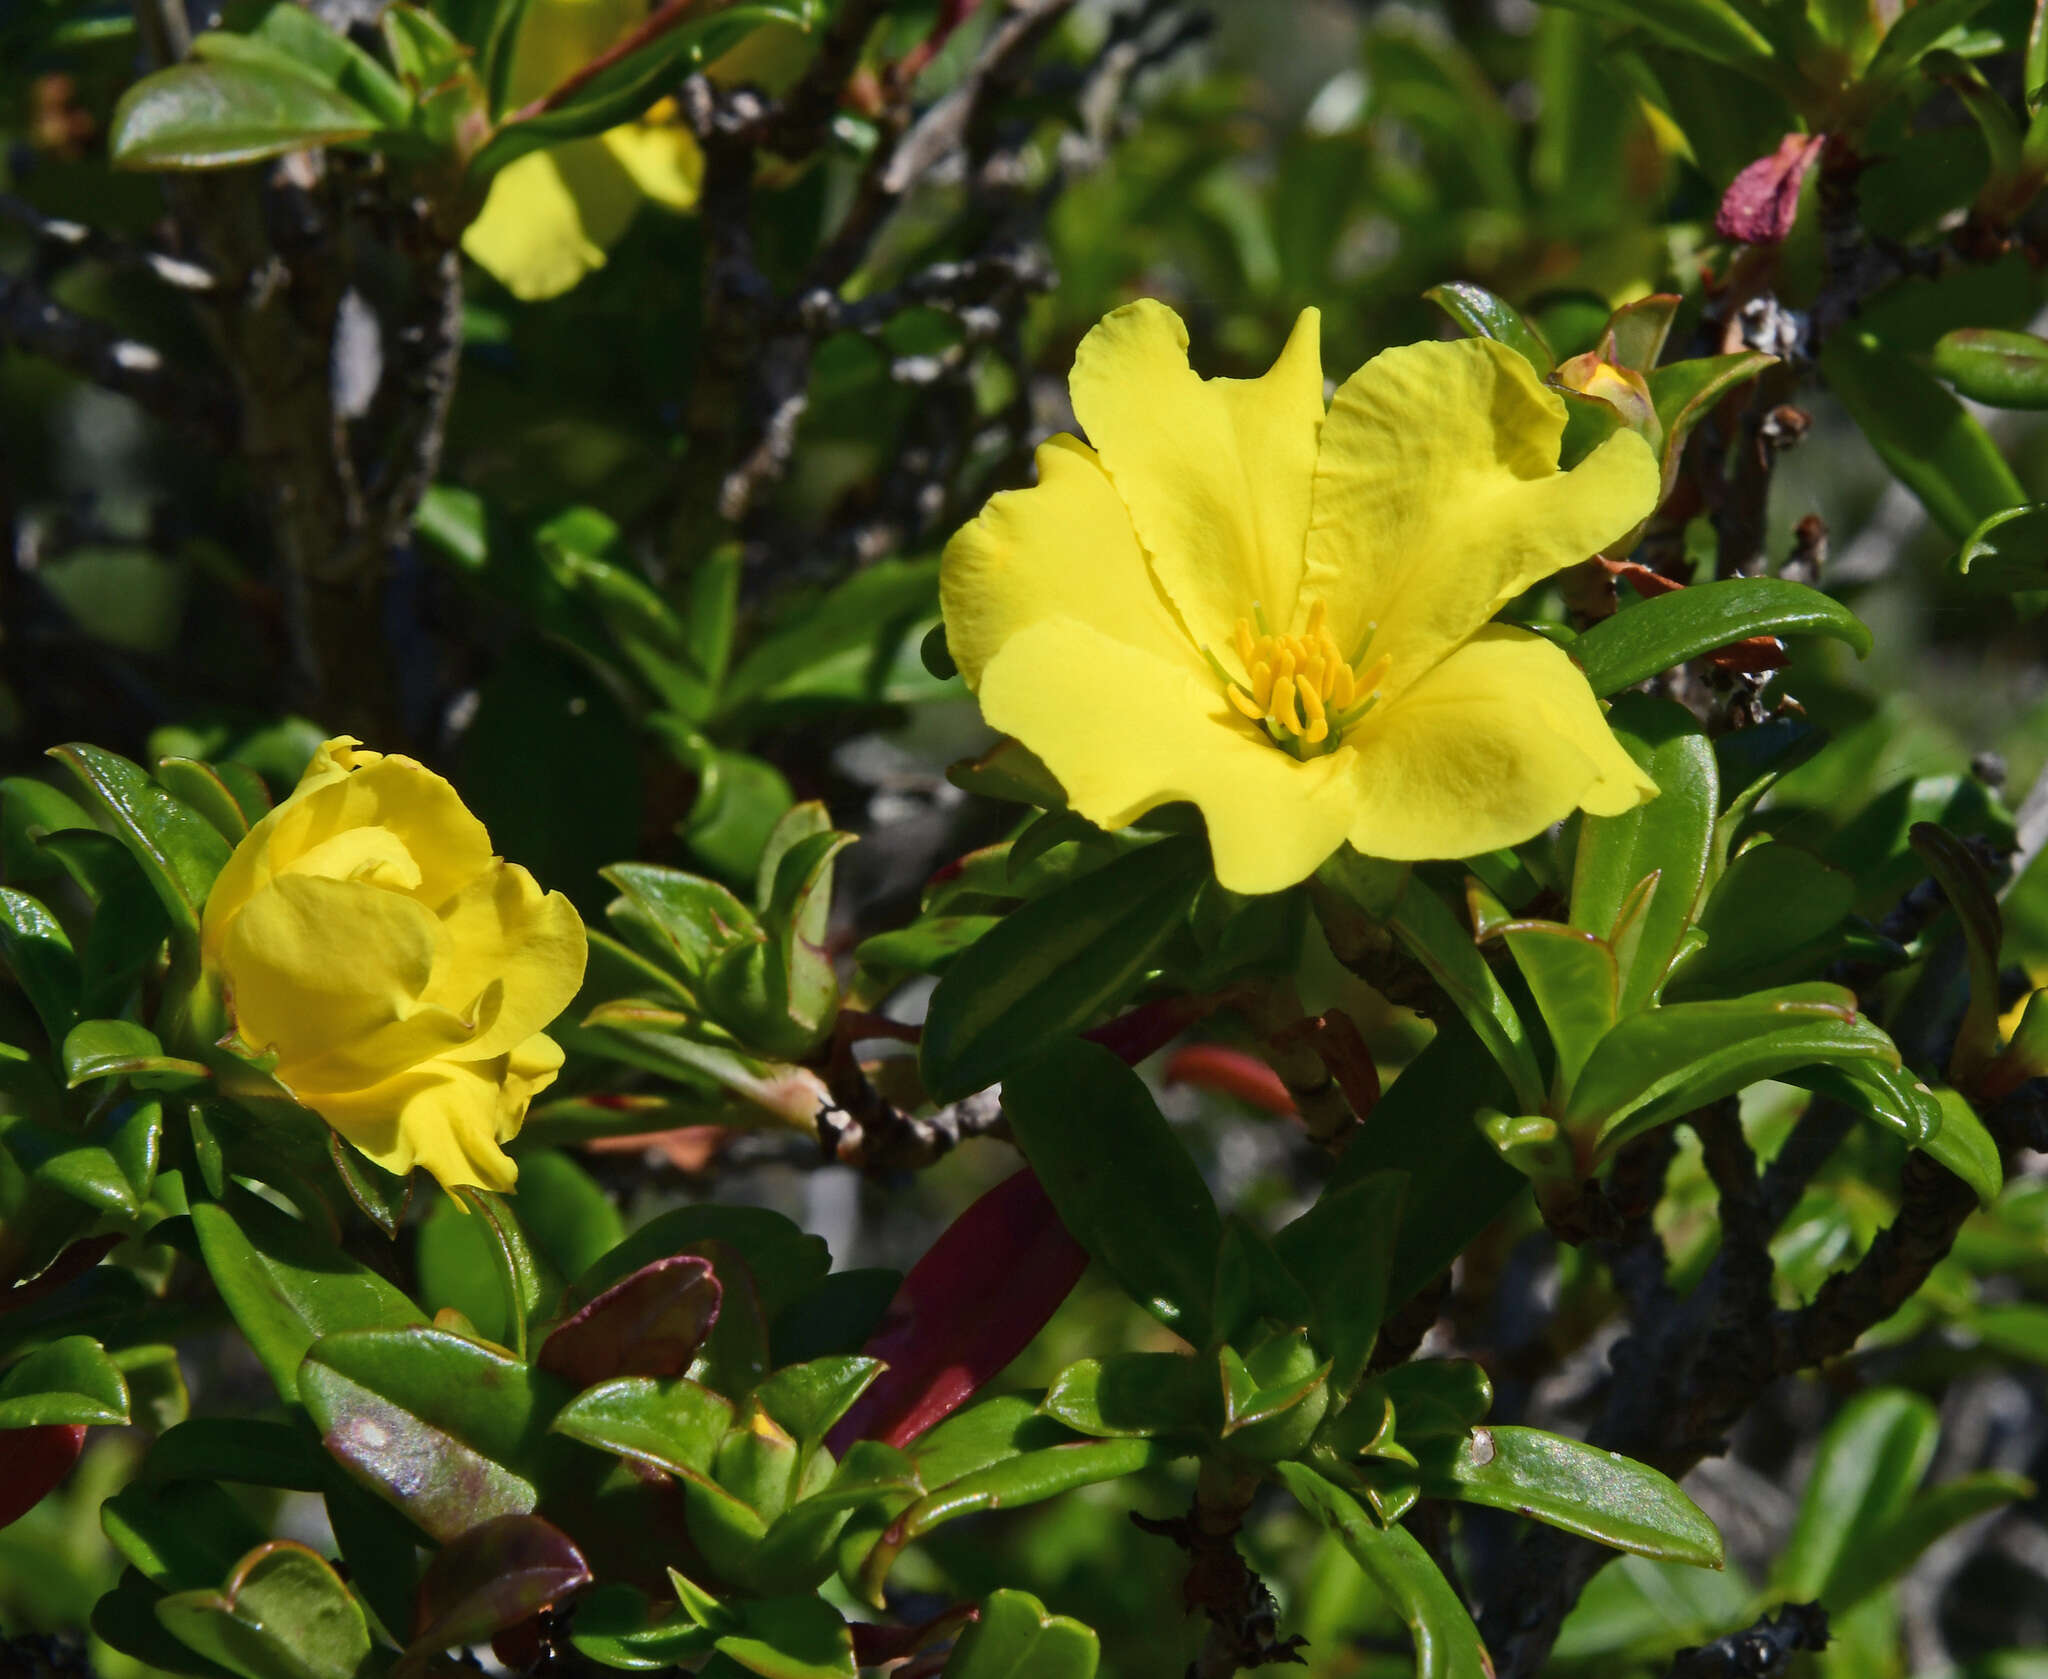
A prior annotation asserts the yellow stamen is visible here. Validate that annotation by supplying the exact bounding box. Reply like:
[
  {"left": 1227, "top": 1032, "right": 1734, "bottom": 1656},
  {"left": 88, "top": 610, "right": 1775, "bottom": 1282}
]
[{"left": 1222, "top": 603, "right": 1385, "bottom": 757}]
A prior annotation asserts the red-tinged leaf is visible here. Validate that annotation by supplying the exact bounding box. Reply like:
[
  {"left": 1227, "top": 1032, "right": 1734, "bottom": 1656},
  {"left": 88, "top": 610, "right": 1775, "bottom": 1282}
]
[
  {"left": 402, "top": 1514, "right": 592, "bottom": 1676},
  {"left": 0, "top": 1423, "right": 87, "bottom": 1528},
  {"left": 2, "top": 1235, "right": 122, "bottom": 1312},
  {"left": 828, "top": 1169, "right": 1089, "bottom": 1452},
  {"left": 850, "top": 1605, "right": 978, "bottom": 1666},
  {"left": 1601, "top": 560, "right": 1797, "bottom": 673},
  {"left": 1164, "top": 1046, "right": 1296, "bottom": 1116},
  {"left": 1717, "top": 131, "right": 1827, "bottom": 244},
  {"left": 1080, "top": 995, "right": 1219, "bottom": 1065},
  {"left": 537, "top": 1256, "right": 722, "bottom": 1390}
]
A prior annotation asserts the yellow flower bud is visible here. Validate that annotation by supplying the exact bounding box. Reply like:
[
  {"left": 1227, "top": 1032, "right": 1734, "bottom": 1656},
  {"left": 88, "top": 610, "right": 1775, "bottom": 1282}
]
[{"left": 200, "top": 738, "right": 587, "bottom": 1197}]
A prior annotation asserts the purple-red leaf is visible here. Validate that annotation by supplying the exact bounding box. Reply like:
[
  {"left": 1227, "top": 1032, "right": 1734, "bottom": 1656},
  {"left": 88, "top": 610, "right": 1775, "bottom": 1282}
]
[
  {"left": 829, "top": 1168, "right": 1089, "bottom": 1452},
  {"left": 0, "top": 1423, "right": 86, "bottom": 1528},
  {"left": 402, "top": 1514, "right": 591, "bottom": 1676},
  {"left": 537, "top": 1256, "right": 722, "bottom": 1390},
  {"left": 1717, "top": 132, "right": 1827, "bottom": 245}
]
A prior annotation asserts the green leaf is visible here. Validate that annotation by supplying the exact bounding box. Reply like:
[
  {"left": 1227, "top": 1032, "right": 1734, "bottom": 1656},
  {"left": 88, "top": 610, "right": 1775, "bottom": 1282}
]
[
  {"left": 191, "top": 1191, "right": 424, "bottom": 1404},
  {"left": 141, "top": 1419, "right": 332, "bottom": 1491},
  {"left": 1563, "top": 985, "right": 1911, "bottom": 1155},
  {"left": 1492, "top": 918, "right": 1618, "bottom": 1091},
  {"left": 753, "top": 1358, "right": 883, "bottom": 1455},
  {"left": 716, "top": 1594, "right": 855, "bottom": 1679},
  {"left": 299, "top": 1326, "right": 571, "bottom": 1542},
  {"left": 1552, "top": 0, "right": 1778, "bottom": 66},
  {"left": 1825, "top": 1469, "right": 2032, "bottom": 1613},
  {"left": 1571, "top": 698, "right": 1717, "bottom": 1013},
  {"left": 1415, "top": 1427, "right": 1723, "bottom": 1566},
  {"left": 1860, "top": 0, "right": 1997, "bottom": 93},
  {"left": 942, "top": 1590, "right": 1098, "bottom": 1679},
  {"left": 1038, "top": 1354, "right": 1211, "bottom": 1439},
  {"left": 1276, "top": 1462, "right": 1491, "bottom": 1679},
  {"left": 550, "top": 1375, "right": 735, "bottom": 1477},
  {"left": 564, "top": 1204, "right": 828, "bottom": 1322},
  {"left": 1329, "top": 1020, "right": 1523, "bottom": 1308},
  {"left": 1, "top": 775, "right": 95, "bottom": 885},
  {"left": 0, "top": 887, "right": 81, "bottom": 1043},
  {"left": 919, "top": 836, "right": 1207, "bottom": 1102},
  {"left": 1911, "top": 820, "right": 2005, "bottom": 1082},
  {"left": 1423, "top": 282, "right": 1555, "bottom": 373},
  {"left": 603, "top": 862, "right": 760, "bottom": 985},
  {"left": 103, "top": 1480, "right": 272, "bottom": 1593},
  {"left": 1955, "top": 502, "right": 2048, "bottom": 594},
  {"left": 1773, "top": 1388, "right": 1938, "bottom": 1602},
  {"left": 1822, "top": 331, "right": 2024, "bottom": 541},
  {"left": 0, "top": 1333, "right": 130, "bottom": 1427},
  {"left": 154, "top": 759, "right": 256, "bottom": 844},
  {"left": 455, "top": 1187, "right": 551, "bottom": 1362},
  {"left": 1382, "top": 871, "right": 1546, "bottom": 1112},
  {"left": 155, "top": 1542, "right": 372, "bottom": 1679},
  {"left": 855, "top": 915, "right": 1002, "bottom": 976},
  {"left": 1932, "top": 327, "right": 2048, "bottom": 408},
  {"left": 1572, "top": 580, "right": 1872, "bottom": 696},
  {"left": 109, "top": 61, "right": 384, "bottom": 171},
  {"left": 857, "top": 1436, "right": 1169, "bottom": 1604},
  {"left": 61, "top": 1018, "right": 209, "bottom": 1089},
  {"left": 1001, "top": 1038, "right": 1223, "bottom": 1345},
  {"left": 704, "top": 827, "right": 853, "bottom": 1057},
  {"left": 197, "top": 2, "right": 410, "bottom": 125},
  {"left": 47, "top": 745, "right": 232, "bottom": 935},
  {"left": 1271, "top": 1172, "right": 1407, "bottom": 1394},
  {"left": 1920, "top": 1086, "right": 2003, "bottom": 1209},
  {"left": 404, "top": 1513, "right": 593, "bottom": 1667},
  {"left": 1663, "top": 843, "right": 1856, "bottom": 1001},
  {"left": 1645, "top": 352, "right": 1777, "bottom": 479}
]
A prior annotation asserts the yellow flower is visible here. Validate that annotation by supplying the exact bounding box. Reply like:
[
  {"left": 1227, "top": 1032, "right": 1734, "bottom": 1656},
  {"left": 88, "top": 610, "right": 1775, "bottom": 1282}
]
[
  {"left": 462, "top": 0, "right": 704, "bottom": 302},
  {"left": 200, "top": 738, "right": 587, "bottom": 1195},
  {"left": 940, "top": 301, "right": 1662, "bottom": 895}
]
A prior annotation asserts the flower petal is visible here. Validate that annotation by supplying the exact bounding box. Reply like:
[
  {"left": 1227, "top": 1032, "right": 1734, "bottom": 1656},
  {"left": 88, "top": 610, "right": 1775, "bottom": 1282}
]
[
  {"left": 601, "top": 120, "right": 704, "bottom": 210},
  {"left": 223, "top": 874, "right": 469, "bottom": 1087},
  {"left": 940, "top": 433, "right": 1201, "bottom": 689},
  {"left": 977, "top": 618, "right": 1360, "bottom": 895},
  {"left": 1069, "top": 301, "right": 1325, "bottom": 648},
  {"left": 1304, "top": 338, "right": 1658, "bottom": 691},
  {"left": 203, "top": 750, "right": 494, "bottom": 958},
  {"left": 423, "top": 863, "right": 589, "bottom": 1062},
  {"left": 1342, "top": 624, "right": 1657, "bottom": 861},
  {"left": 463, "top": 141, "right": 638, "bottom": 302},
  {"left": 310, "top": 1033, "right": 563, "bottom": 1196}
]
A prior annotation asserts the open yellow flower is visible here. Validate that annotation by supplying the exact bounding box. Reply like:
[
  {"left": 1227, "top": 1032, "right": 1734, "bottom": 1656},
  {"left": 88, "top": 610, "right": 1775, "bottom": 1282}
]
[
  {"left": 200, "top": 738, "right": 587, "bottom": 1195},
  {"left": 940, "top": 301, "right": 1662, "bottom": 895},
  {"left": 463, "top": 0, "right": 703, "bottom": 301}
]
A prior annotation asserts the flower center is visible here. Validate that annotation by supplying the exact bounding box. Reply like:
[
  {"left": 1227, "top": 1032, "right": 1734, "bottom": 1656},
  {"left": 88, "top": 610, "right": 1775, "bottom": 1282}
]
[{"left": 1216, "top": 599, "right": 1388, "bottom": 760}]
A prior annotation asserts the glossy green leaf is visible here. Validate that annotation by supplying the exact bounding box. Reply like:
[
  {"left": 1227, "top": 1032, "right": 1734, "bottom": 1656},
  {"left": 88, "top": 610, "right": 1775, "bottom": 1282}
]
[
  {"left": 1276, "top": 1463, "right": 1491, "bottom": 1679},
  {"left": 191, "top": 1191, "right": 422, "bottom": 1403},
  {"left": 1822, "top": 331, "right": 2025, "bottom": 541},
  {"left": 1645, "top": 351, "right": 1776, "bottom": 481},
  {"left": 1383, "top": 871, "right": 1545, "bottom": 1111},
  {"left": 920, "top": 836, "right": 1206, "bottom": 1102},
  {"left": 1571, "top": 698, "right": 1718, "bottom": 1014},
  {"left": 857, "top": 1436, "right": 1169, "bottom": 1603},
  {"left": 1, "top": 775, "right": 95, "bottom": 885},
  {"left": 0, "top": 888, "right": 80, "bottom": 1042},
  {"left": 1773, "top": 1388, "right": 1938, "bottom": 1601},
  {"left": 110, "top": 62, "right": 384, "bottom": 169},
  {"left": 0, "top": 1333, "right": 130, "bottom": 1427},
  {"left": 703, "top": 828, "right": 853, "bottom": 1057},
  {"left": 943, "top": 1589, "right": 1098, "bottom": 1679},
  {"left": 1423, "top": 282, "right": 1555, "bottom": 372},
  {"left": 1415, "top": 1427, "right": 1722, "bottom": 1566},
  {"left": 154, "top": 759, "right": 255, "bottom": 844},
  {"left": 1572, "top": 580, "right": 1872, "bottom": 697},
  {"left": 300, "top": 1327, "right": 570, "bottom": 1542},
  {"left": 754, "top": 1358, "right": 883, "bottom": 1454},
  {"left": 602, "top": 862, "right": 759, "bottom": 985},
  {"left": 61, "top": 1018, "right": 208, "bottom": 1089},
  {"left": 48, "top": 745, "right": 232, "bottom": 935},
  {"left": 1562, "top": 985, "right": 1909, "bottom": 1155},
  {"left": 155, "top": 1542, "right": 371, "bottom": 1679},
  {"left": 550, "top": 1375, "right": 733, "bottom": 1477},
  {"left": 1663, "top": 843, "right": 1856, "bottom": 1001},
  {"left": 1495, "top": 919, "right": 1618, "bottom": 1090},
  {"left": 103, "top": 1480, "right": 272, "bottom": 1593},
  {"left": 1911, "top": 821, "right": 2005, "bottom": 1083},
  {"left": 716, "top": 1594, "right": 855, "bottom": 1679},
  {"left": 1038, "top": 1354, "right": 1211, "bottom": 1439},
  {"left": 855, "top": 916, "right": 1002, "bottom": 975},
  {"left": 1932, "top": 326, "right": 2048, "bottom": 408},
  {"left": 1954, "top": 502, "right": 2048, "bottom": 593},
  {"left": 455, "top": 1187, "right": 550, "bottom": 1362},
  {"left": 1920, "top": 1086, "right": 2003, "bottom": 1208},
  {"left": 1271, "top": 1172, "right": 1406, "bottom": 1394},
  {"left": 1001, "top": 1037, "right": 1222, "bottom": 1344},
  {"left": 195, "top": 2, "right": 409, "bottom": 124},
  {"left": 141, "top": 1419, "right": 331, "bottom": 1492}
]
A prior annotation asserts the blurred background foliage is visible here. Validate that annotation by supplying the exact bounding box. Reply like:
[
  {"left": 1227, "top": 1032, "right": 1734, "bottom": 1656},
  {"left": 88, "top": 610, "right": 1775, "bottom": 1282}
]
[{"left": 13, "top": 0, "right": 2048, "bottom": 1674}]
